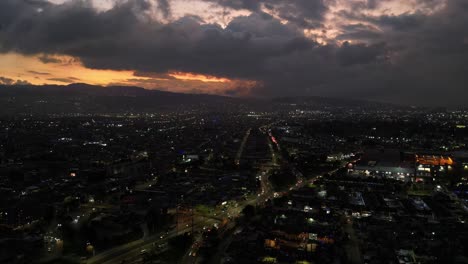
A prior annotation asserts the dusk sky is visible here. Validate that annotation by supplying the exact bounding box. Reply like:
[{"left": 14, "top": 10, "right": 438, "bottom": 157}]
[{"left": 0, "top": 0, "right": 467, "bottom": 105}]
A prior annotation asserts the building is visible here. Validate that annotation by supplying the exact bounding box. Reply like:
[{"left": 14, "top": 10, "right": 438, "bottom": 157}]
[{"left": 351, "top": 149, "right": 415, "bottom": 181}]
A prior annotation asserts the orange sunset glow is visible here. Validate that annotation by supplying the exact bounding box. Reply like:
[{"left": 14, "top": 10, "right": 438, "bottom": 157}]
[
  {"left": 0, "top": 53, "right": 147, "bottom": 86},
  {"left": 0, "top": 52, "right": 244, "bottom": 94},
  {"left": 168, "top": 72, "right": 231, "bottom": 83}
]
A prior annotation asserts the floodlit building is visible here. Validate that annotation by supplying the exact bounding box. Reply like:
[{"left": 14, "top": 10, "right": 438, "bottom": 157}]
[{"left": 351, "top": 149, "right": 415, "bottom": 181}]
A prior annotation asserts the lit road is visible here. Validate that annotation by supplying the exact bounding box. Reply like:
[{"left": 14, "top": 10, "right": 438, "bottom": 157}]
[
  {"left": 235, "top": 128, "right": 251, "bottom": 166},
  {"left": 194, "top": 127, "right": 282, "bottom": 264},
  {"left": 344, "top": 216, "right": 362, "bottom": 264},
  {"left": 86, "top": 218, "right": 218, "bottom": 264}
]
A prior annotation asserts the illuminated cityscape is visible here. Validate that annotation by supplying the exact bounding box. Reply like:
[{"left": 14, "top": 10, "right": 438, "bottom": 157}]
[
  {"left": 0, "top": 92, "right": 467, "bottom": 263},
  {"left": 0, "top": 0, "right": 467, "bottom": 264}
]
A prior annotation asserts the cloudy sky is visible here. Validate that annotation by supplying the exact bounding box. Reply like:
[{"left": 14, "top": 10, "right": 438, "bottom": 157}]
[{"left": 0, "top": 0, "right": 467, "bottom": 105}]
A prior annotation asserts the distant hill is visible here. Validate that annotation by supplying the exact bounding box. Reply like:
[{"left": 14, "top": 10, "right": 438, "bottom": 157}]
[
  {"left": 0, "top": 83, "right": 402, "bottom": 115},
  {"left": 0, "top": 83, "right": 245, "bottom": 115}
]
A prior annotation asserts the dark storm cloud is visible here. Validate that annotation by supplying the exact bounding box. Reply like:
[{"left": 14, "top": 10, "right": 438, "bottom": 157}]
[
  {"left": 206, "top": 0, "right": 327, "bottom": 28},
  {"left": 156, "top": 0, "right": 171, "bottom": 19},
  {"left": 0, "top": 76, "right": 31, "bottom": 85},
  {"left": 208, "top": 0, "right": 261, "bottom": 11},
  {"left": 0, "top": 76, "right": 16, "bottom": 85},
  {"left": 48, "top": 77, "right": 80, "bottom": 83},
  {"left": 0, "top": 0, "right": 320, "bottom": 80},
  {"left": 134, "top": 71, "right": 177, "bottom": 80},
  {"left": 337, "top": 42, "right": 387, "bottom": 66},
  {"left": 38, "top": 54, "right": 62, "bottom": 64},
  {"left": 374, "top": 14, "right": 426, "bottom": 31},
  {"left": 247, "top": 0, "right": 468, "bottom": 105},
  {"left": 0, "top": 0, "right": 467, "bottom": 106},
  {"left": 348, "top": 0, "right": 444, "bottom": 12},
  {"left": 64, "top": 10, "right": 313, "bottom": 81},
  {"left": 264, "top": 0, "right": 327, "bottom": 28},
  {"left": 27, "top": 70, "right": 51, "bottom": 75},
  {"left": 336, "top": 24, "right": 382, "bottom": 42}
]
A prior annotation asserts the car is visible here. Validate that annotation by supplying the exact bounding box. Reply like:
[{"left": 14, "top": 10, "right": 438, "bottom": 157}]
[{"left": 158, "top": 242, "right": 168, "bottom": 248}]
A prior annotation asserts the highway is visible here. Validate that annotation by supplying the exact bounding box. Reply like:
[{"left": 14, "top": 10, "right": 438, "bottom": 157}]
[
  {"left": 85, "top": 192, "right": 258, "bottom": 264},
  {"left": 86, "top": 218, "right": 218, "bottom": 264},
  {"left": 235, "top": 128, "right": 251, "bottom": 166}
]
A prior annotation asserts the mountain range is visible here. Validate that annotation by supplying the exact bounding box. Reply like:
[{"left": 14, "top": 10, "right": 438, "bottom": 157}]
[{"left": 0, "top": 83, "right": 402, "bottom": 115}]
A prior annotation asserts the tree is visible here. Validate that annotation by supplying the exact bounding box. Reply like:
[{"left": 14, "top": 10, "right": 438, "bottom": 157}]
[{"left": 242, "top": 205, "right": 256, "bottom": 219}]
